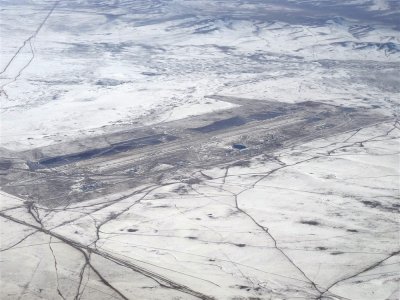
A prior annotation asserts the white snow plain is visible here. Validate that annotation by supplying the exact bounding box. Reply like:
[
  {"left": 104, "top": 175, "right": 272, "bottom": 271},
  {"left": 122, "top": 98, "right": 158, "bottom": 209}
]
[
  {"left": 1, "top": 0, "right": 399, "bottom": 299},
  {"left": 1, "top": 0, "right": 399, "bottom": 150}
]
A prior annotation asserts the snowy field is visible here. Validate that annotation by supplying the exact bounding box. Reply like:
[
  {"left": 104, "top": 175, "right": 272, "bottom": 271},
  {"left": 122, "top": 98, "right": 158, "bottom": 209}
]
[
  {"left": 0, "top": 0, "right": 399, "bottom": 299},
  {"left": 1, "top": 0, "right": 399, "bottom": 150}
]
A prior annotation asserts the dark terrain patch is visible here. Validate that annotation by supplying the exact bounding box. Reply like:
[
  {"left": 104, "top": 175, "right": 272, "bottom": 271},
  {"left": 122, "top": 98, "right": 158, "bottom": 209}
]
[
  {"left": 300, "top": 220, "right": 320, "bottom": 226},
  {"left": 0, "top": 160, "right": 12, "bottom": 170},
  {"left": 232, "top": 144, "right": 247, "bottom": 150},
  {"left": 316, "top": 247, "right": 327, "bottom": 251},
  {"left": 191, "top": 116, "right": 246, "bottom": 133},
  {"left": 361, "top": 200, "right": 399, "bottom": 212},
  {"left": 29, "top": 134, "right": 177, "bottom": 169}
]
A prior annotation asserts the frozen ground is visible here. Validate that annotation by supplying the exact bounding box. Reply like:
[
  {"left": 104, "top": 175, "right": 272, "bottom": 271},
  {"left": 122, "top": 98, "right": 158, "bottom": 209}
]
[
  {"left": 0, "top": 0, "right": 399, "bottom": 299},
  {"left": 1, "top": 121, "right": 399, "bottom": 299},
  {"left": 1, "top": 0, "right": 399, "bottom": 150}
]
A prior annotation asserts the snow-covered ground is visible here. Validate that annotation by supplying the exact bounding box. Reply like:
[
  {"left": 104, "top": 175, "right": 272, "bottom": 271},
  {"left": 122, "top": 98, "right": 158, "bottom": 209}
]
[
  {"left": 1, "top": 1, "right": 399, "bottom": 299},
  {"left": 1, "top": 0, "right": 399, "bottom": 150},
  {"left": 1, "top": 121, "right": 399, "bottom": 299}
]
